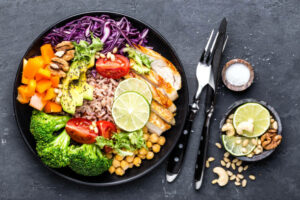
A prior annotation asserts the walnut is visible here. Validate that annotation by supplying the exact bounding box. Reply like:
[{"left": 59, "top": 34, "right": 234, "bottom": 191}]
[
  {"left": 55, "top": 41, "right": 74, "bottom": 52},
  {"left": 51, "top": 57, "right": 69, "bottom": 72},
  {"left": 62, "top": 50, "right": 75, "bottom": 61},
  {"left": 261, "top": 132, "right": 282, "bottom": 150}
]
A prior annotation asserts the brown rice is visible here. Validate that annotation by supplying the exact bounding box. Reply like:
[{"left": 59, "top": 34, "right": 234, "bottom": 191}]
[{"left": 74, "top": 69, "right": 120, "bottom": 122}]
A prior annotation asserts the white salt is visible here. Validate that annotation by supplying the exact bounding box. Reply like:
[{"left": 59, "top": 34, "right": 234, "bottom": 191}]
[{"left": 225, "top": 63, "right": 250, "bottom": 86}]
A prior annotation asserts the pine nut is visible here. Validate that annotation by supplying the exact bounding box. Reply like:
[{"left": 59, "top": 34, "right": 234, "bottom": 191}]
[
  {"left": 221, "top": 160, "right": 226, "bottom": 166},
  {"left": 208, "top": 157, "right": 215, "bottom": 162},
  {"left": 226, "top": 162, "right": 231, "bottom": 168},
  {"left": 230, "top": 175, "right": 236, "bottom": 181},
  {"left": 229, "top": 114, "right": 234, "bottom": 119},
  {"left": 206, "top": 161, "right": 210, "bottom": 168},
  {"left": 235, "top": 181, "right": 241, "bottom": 186},
  {"left": 247, "top": 153, "right": 254, "bottom": 158},
  {"left": 238, "top": 166, "right": 243, "bottom": 173},
  {"left": 237, "top": 174, "right": 244, "bottom": 179},
  {"left": 231, "top": 163, "right": 236, "bottom": 170},
  {"left": 224, "top": 157, "right": 230, "bottom": 163},
  {"left": 232, "top": 158, "right": 239, "bottom": 163},
  {"left": 236, "top": 177, "right": 240, "bottom": 182},
  {"left": 95, "top": 55, "right": 100, "bottom": 59},
  {"left": 113, "top": 47, "right": 118, "bottom": 54},
  {"left": 227, "top": 170, "right": 233, "bottom": 176},
  {"left": 272, "top": 121, "right": 278, "bottom": 130},
  {"left": 58, "top": 84, "right": 62, "bottom": 88},
  {"left": 242, "top": 139, "right": 249, "bottom": 147},
  {"left": 100, "top": 53, "right": 106, "bottom": 58},
  {"left": 236, "top": 139, "right": 241, "bottom": 144},
  {"left": 251, "top": 138, "right": 257, "bottom": 145},
  {"left": 107, "top": 52, "right": 112, "bottom": 59},
  {"left": 243, "top": 165, "right": 249, "bottom": 171},
  {"left": 249, "top": 175, "right": 256, "bottom": 180},
  {"left": 54, "top": 88, "right": 60, "bottom": 93},
  {"left": 236, "top": 160, "right": 243, "bottom": 166},
  {"left": 215, "top": 143, "right": 222, "bottom": 149},
  {"left": 212, "top": 179, "right": 218, "bottom": 184},
  {"left": 111, "top": 54, "right": 116, "bottom": 61},
  {"left": 242, "top": 179, "right": 247, "bottom": 187},
  {"left": 224, "top": 152, "right": 230, "bottom": 158}
]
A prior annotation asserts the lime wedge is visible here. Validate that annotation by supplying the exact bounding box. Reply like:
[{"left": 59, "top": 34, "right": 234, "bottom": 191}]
[
  {"left": 112, "top": 91, "right": 150, "bottom": 132},
  {"left": 222, "top": 135, "right": 257, "bottom": 156},
  {"left": 233, "top": 103, "right": 270, "bottom": 137},
  {"left": 114, "top": 78, "right": 152, "bottom": 104}
]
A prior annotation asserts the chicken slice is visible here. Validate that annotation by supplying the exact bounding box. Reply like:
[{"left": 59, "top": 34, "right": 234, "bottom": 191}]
[
  {"left": 137, "top": 45, "right": 182, "bottom": 91},
  {"left": 151, "top": 101, "right": 175, "bottom": 125},
  {"left": 124, "top": 71, "right": 177, "bottom": 113},
  {"left": 146, "top": 112, "right": 171, "bottom": 135}
]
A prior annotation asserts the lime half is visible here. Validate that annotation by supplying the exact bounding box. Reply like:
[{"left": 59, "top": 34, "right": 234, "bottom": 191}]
[
  {"left": 222, "top": 135, "right": 257, "bottom": 156},
  {"left": 233, "top": 103, "right": 270, "bottom": 137},
  {"left": 114, "top": 78, "right": 152, "bottom": 104},
  {"left": 112, "top": 91, "right": 150, "bottom": 132}
]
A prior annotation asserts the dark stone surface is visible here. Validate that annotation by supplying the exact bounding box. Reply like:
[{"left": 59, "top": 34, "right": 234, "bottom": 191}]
[{"left": 1, "top": 0, "right": 299, "bottom": 199}]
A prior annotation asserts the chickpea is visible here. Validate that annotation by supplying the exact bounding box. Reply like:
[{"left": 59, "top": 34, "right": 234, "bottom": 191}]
[
  {"left": 138, "top": 154, "right": 146, "bottom": 159},
  {"left": 133, "top": 157, "right": 142, "bottom": 167},
  {"left": 120, "top": 160, "right": 129, "bottom": 170},
  {"left": 112, "top": 159, "right": 120, "bottom": 168},
  {"left": 133, "top": 150, "right": 139, "bottom": 155},
  {"left": 108, "top": 166, "right": 115, "bottom": 174},
  {"left": 125, "top": 156, "right": 134, "bottom": 163},
  {"left": 149, "top": 133, "right": 159, "bottom": 143},
  {"left": 158, "top": 136, "right": 166, "bottom": 146},
  {"left": 152, "top": 144, "right": 161, "bottom": 153},
  {"left": 106, "top": 153, "right": 113, "bottom": 159},
  {"left": 139, "top": 147, "right": 148, "bottom": 155},
  {"left": 115, "top": 154, "right": 124, "bottom": 161},
  {"left": 146, "top": 141, "right": 152, "bottom": 148},
  {"left": 142, "top": 126, "right": 148, "bottom": 134},
  {"left": 143, "top": 133, "right": 150, "bottom": 141},
  {"left": 146, "top": 151, "right": 154, "bottom": 160},
  {"left": 115, "top": 167, "right": 125, "bottom": 176}
]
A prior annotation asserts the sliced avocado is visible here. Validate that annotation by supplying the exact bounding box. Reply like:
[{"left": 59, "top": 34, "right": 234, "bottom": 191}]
[
  {"left": 69, "top": 84, "right": 84, "bottom": 106},
  {"left": 60, "top": 92, "right": 76, "bottom": 115},
  {"left": 77, "top": 73, "right": 94, "bottom": 100}
]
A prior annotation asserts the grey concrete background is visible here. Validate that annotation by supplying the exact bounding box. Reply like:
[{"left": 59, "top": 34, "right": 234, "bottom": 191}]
[{"left": 1, "top": 0, "right": 300, "bottom": 199}]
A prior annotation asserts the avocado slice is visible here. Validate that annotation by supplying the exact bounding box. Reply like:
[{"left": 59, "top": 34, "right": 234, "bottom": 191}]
[{"left": 60, "top": 92, "right": 76, "bottom": 115}]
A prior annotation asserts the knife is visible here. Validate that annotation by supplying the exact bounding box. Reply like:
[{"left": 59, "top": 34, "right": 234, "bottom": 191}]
[
  {"left": 166, "top": 21, "right": 225, "bottom": 182},
  {"left": 194, "top": 18, "right": 228, "bottom": 190}
]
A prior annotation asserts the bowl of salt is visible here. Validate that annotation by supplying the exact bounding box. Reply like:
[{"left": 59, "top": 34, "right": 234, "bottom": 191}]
[{"left": 222, "top": 59, "right": 254, "bottom": 92}]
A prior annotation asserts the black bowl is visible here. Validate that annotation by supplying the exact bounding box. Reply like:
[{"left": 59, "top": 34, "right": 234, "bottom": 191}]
[
  {"left": 13, "top": 11, "right": 189, "bottom": 186},
  {"left": 219, "top": 99, "right": 282, "bottom": 162}
]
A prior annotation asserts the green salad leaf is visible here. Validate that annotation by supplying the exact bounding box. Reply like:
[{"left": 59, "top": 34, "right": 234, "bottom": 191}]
[
  {"left": 123, "top": 45, "right": 152, "bottom": 74},
  {"left": 95, "top": 129, "right": 146, "bottom": 156}
]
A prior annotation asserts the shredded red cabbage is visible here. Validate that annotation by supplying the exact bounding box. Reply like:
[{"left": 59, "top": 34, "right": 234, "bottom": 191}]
[{"left": 43, "top": 15, "right": 150, "bottom": 53}]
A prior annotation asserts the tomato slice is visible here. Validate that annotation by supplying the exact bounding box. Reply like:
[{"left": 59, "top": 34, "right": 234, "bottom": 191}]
[
  {"left": 96, "top": 54, "right": 130, "bottom": 79},
  {"left": 96, "top": 121, "right": 116, "bottom": 139},
  {"left": 65, "top": 118, "right": 98, "bottom": 144}
]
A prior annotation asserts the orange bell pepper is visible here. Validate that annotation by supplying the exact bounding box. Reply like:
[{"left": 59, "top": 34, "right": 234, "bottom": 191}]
[
  {"left": 23, "top": 56, "right": 45, "bottom": 79},
  {"left": 51, "top": 76, "right": 60, "bottom": 88},
  {"left": 17, "top": 85, "right": 31, "bottom": 104},
  {"left": 21, "top": 76, "right": 29, "bottom": 84},
  {"left": 35, "top": 68, "right": 51, "bottom": 81},
  {"left": 44, "top": 102, "right": 62, "bottom": 113},
  {"left": 29, "top": 93, "right": 48, "bottom": 111},
  {"left": 36, "top": 80, "right": 52, "bottom": 93},
  {"left": 44, "top": 88, "right": 56, "bottom": 101},
  {"left": 26, "top": 79, "right": 36, "bottom": 97},
  {"left": 41, "top": 44, "right": 55, "bottom": 64}
]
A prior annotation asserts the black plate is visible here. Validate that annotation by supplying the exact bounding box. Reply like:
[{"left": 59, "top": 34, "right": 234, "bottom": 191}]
[
  {"left": 13, "top": 11, "right": 189, "bottom": 186},
  {"left": 219, "top": 99, "right": 282, "bottom": 162}
]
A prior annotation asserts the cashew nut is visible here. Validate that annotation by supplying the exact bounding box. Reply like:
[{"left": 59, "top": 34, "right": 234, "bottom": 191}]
[
  {"left": 221, "top": 123, "right": 235, "bottom": 136},
  {"left": 213, "top": 167, "right": 229, "bottom": 186},
  {"left": 236, "top": 119, "right": 254, "bottom": 135}
]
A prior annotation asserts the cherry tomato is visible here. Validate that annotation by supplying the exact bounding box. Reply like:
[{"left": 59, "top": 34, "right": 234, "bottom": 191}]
[
  {"left": 65, "top": 118, "right": 98, "bottom": 144},
  {"left": 96, "top": 121, "right": 116, "bottom": 139},
  {"left": 96, "top": 54, "right": 130, "bottom": 79}
]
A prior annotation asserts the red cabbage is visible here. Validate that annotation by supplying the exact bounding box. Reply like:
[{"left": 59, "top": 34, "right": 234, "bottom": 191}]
[{"left": 43, "top": 15, "right": 150, "bottom": 53}]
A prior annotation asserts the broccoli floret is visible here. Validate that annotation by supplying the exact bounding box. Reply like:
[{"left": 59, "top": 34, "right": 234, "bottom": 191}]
[
  {"left": 36, "top": 130, "right": 70, "bottom": 168},
  {"left": 30, "top": 110, "right": 71, "bottom": 142},
  {"left": 68, "top": 144, "right": 112, "bottom": 176}
]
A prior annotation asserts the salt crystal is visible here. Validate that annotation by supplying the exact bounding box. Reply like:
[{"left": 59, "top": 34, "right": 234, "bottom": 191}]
[{"left": 225, "top": 63, "right": 250, "bottom": 86}]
